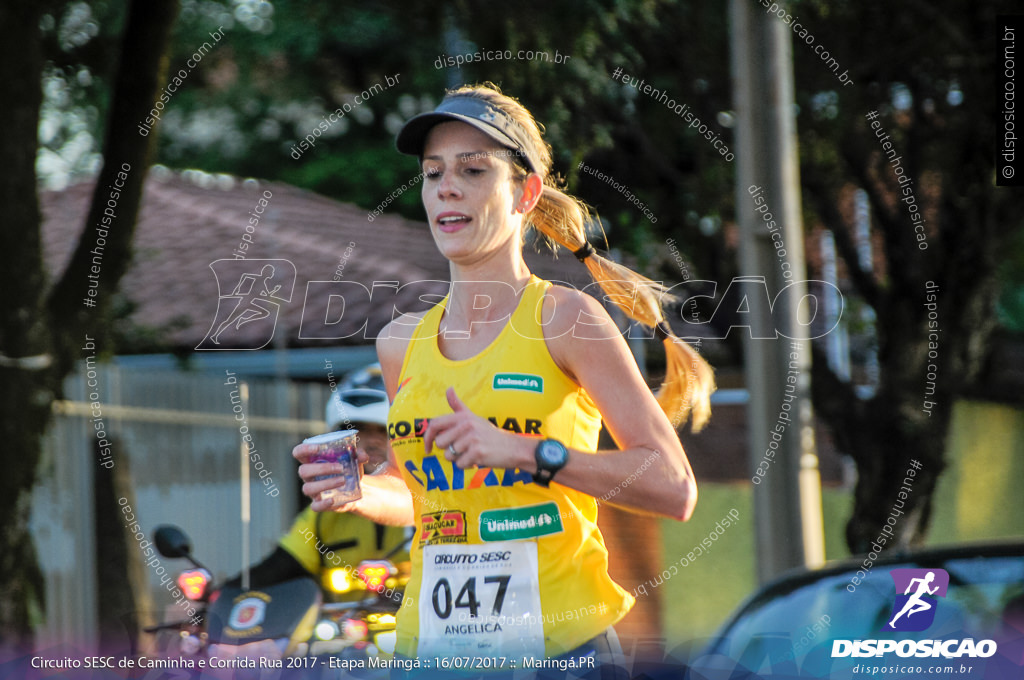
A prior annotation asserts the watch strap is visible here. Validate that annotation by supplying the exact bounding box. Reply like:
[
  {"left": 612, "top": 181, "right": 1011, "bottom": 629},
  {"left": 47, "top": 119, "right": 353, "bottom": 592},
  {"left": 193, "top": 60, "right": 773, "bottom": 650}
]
[
  {"left": 534, "top": 438, "right": 567, "bottom": 488},
  {"left": 533, "top": 465, "right": 555, "bottom": 487}
]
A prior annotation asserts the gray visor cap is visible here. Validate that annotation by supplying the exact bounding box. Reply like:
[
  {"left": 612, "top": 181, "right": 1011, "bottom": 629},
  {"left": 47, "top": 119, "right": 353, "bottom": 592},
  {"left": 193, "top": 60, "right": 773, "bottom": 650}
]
[{"left": 395, "top": 96, "right": 542, "bottom": 174}]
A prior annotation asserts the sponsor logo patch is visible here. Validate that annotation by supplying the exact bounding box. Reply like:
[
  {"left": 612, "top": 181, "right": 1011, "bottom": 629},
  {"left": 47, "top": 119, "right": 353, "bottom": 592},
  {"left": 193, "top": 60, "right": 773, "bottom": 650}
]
[
  {"left": 479, "top": 502, "right": 563, "bottom": 541},
  {"left": 420, "top": 510, "right": 468, "bottom": 546},
  {"left": 492, "top": 373, "right": 543, "bottom": 393}
]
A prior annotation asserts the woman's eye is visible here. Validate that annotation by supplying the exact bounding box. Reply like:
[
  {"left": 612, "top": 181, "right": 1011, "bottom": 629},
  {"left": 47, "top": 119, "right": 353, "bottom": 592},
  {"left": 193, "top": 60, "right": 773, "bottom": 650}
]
[{"left": 424, "top": 169, "right": 441, "bottom": 180}]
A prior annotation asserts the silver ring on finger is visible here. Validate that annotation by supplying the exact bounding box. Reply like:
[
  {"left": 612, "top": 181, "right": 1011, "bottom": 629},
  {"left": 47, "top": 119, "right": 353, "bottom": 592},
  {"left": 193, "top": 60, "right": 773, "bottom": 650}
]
[{"left": 448, "top": 444, "right": 460, "bottom": 458}]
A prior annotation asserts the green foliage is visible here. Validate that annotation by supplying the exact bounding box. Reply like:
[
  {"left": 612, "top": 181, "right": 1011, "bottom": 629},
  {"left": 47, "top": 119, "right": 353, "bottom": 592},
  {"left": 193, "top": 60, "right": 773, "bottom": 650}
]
[
  {"left": 151, "top": 0, "right": 449, "bottom": 209},
  {"left": 438, "top": 0, "right": 735, "bottom": 282},
  {"left": 996, "top": 227, "right": 1024, "bottom": 333},
  {"left": 38, "top": 1, "right": 128, "bottom": 186}
]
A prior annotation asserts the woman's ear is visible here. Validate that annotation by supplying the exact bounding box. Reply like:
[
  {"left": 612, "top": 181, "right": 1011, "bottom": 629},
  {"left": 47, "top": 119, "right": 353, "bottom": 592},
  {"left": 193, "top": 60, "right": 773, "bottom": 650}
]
[{"left": 516, "top": 173, "right": 544, "bottom": 213}]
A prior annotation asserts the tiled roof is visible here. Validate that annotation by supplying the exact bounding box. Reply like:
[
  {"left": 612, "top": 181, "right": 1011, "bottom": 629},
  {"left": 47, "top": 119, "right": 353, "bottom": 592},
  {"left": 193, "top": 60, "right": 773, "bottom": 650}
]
[{"left": 41, "top": 169, "right": 595, "bottom": 349}]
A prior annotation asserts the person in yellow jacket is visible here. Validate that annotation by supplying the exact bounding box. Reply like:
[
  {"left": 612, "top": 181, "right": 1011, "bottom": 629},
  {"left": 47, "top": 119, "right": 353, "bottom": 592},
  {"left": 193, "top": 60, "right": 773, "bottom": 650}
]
[
  {"left": 227, "top": 369, "right": 408, "bottom": 591},
  {"left": 294, "top": 83, "right": 714, "bottom": 676}
]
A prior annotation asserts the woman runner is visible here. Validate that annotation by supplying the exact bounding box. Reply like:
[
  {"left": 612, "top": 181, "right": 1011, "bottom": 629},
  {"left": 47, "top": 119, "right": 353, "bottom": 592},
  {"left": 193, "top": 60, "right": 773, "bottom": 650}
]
[{"left": 294, "top": 83, "right": 714, "bottom": 677}]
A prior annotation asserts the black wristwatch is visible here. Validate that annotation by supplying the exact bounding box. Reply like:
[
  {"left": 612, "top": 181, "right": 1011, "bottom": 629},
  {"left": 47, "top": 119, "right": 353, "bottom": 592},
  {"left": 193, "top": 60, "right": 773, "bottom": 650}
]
[{"left": 534, "top": 438, "right": 569, "bottom": 487}]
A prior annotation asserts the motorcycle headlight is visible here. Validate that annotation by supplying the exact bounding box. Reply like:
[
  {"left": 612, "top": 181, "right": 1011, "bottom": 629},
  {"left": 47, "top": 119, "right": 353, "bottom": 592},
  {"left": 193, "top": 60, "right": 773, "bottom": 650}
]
[
  {"left": 314, "top": 619, "right": 340, "bottom": 641},
  {"left": 325, "top": 568, "right": 353, "bottom": 594},
  {"left": 376, "top": 613, "right": 396, "bottom": 627}
]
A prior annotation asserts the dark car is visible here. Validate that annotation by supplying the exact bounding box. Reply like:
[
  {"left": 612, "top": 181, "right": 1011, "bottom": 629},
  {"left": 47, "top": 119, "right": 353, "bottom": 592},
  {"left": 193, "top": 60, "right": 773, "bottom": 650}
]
[{"left": 673, "top": 542, "right": 1024, "bottom": 680}]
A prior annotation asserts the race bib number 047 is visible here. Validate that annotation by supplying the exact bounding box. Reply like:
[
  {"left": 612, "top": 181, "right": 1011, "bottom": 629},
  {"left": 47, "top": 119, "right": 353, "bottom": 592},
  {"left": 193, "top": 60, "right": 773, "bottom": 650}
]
[{"left": 418, "top": 542, "right": 545, "bottom": 659}]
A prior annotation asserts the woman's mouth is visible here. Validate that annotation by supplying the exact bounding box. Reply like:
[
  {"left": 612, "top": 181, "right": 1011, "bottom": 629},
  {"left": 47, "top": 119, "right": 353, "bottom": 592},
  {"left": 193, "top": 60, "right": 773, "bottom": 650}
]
[{"left": 436, "top": 213, "right": 472, "bottom": 233}]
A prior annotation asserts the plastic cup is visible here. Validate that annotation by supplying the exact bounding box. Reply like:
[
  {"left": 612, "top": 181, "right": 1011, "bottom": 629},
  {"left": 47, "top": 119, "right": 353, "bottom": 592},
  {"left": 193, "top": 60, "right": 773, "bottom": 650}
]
[{"left": 302, "top": 429, "right": 362, "bottom": 505}]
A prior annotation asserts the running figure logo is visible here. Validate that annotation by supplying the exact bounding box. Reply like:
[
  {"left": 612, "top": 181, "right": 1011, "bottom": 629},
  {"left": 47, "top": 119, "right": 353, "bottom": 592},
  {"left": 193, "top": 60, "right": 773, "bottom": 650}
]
[
  {"left": 885, "top": 568, "right": 949, "bottom": 632},
  {"left": 197, "top": 259, "right": 296, "bottom": 350}
]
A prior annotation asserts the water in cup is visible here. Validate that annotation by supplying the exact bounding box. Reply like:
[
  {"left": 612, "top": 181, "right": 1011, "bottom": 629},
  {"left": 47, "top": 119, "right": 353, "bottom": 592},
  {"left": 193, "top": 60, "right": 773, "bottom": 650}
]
[{"left": 302, "top": 429, "right": 362, "bottom": 505}]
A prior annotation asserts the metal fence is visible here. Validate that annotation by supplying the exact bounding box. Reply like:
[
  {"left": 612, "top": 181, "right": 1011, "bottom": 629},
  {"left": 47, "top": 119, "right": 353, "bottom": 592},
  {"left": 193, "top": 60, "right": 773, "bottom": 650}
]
[{"left": 31, "top": 360, "right": 331, "bottom": 650}]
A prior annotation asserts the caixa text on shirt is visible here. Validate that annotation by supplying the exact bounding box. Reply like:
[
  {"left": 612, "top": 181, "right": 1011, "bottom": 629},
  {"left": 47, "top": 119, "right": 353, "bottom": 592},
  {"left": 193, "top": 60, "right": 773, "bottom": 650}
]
[{"left": 404, "top": 455, "right": 535, "bottom": 490}]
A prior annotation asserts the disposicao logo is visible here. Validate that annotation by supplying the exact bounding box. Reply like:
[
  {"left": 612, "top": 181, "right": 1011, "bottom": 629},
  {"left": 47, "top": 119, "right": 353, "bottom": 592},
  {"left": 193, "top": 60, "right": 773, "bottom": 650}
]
[
  {"left": 831, "top": 567, "right": 997, "bottom": 659},
  {"left": 885, "top": 568, "right": 948, "bottom": 632},
  {"left": 197, "top": 259, "right": 296, "bottom": 350}
]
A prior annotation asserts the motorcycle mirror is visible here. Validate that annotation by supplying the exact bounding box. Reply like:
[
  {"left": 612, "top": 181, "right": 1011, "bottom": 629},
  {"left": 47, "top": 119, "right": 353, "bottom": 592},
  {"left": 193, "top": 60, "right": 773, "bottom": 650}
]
[{"left": 154, "top": 525, "right": 193, "bottom": 559}]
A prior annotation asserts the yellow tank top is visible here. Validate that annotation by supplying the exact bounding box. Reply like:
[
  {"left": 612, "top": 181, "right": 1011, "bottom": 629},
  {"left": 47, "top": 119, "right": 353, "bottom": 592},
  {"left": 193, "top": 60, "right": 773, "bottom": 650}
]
[{"left": 389, "top": 276, "right": 634, "bottom": 659}]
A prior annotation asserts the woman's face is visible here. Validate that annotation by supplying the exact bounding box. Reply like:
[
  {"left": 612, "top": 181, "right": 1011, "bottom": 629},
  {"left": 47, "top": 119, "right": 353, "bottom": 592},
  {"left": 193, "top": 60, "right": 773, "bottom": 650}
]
[{"left": 420, "top": 121, "right": 526, "bottom": 266}]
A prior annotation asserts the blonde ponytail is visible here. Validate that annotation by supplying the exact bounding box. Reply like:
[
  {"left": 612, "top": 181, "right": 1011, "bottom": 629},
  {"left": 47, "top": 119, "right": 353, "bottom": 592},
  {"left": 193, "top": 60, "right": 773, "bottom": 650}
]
[
  {"left": 448, "top": 84, "right": 716, "bottom": 431},
  {"left": 531, "top": 187, "right": 715, "bottom": 431}
]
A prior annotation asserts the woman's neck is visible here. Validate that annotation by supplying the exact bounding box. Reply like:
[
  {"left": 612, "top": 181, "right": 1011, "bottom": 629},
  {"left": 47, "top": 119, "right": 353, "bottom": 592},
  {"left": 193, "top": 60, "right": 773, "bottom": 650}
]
[{"left": 445, "top": 250, "right": 532, "bottom": 326}]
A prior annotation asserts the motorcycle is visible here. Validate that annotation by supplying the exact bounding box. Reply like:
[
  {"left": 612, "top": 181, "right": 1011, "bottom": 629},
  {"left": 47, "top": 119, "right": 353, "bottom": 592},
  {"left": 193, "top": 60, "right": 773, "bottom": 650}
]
[
  {"left": 308, "top": 536, "right": 411, "bottom": 660},
  {"left": 143, "top": 525, "right": 410, "bottom": 671}
]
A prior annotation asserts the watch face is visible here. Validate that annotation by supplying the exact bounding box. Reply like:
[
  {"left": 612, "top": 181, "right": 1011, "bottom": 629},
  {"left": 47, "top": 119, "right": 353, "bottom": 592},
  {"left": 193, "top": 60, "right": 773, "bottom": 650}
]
[{"left": 537, "top": 440, "right": 567, "bottom": 466}]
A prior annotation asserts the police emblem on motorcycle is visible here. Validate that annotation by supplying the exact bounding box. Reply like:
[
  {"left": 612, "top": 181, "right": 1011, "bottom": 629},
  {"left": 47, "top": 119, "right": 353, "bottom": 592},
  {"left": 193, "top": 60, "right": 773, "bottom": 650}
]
[{"left": 229, "top": 597, "right": 267, "bottom": 630}]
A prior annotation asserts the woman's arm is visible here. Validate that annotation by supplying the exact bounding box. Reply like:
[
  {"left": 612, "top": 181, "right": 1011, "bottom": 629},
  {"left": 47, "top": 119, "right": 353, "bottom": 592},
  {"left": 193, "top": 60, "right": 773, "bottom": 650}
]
[
  {"left": 543, "top": 285, "right": 697, "bottom": 519},
  {"left": 292, "top": 314, "right": 424, "bottom": 527},
  {"left": 421, "top": 286, "right": 697, "bottom": 521}
]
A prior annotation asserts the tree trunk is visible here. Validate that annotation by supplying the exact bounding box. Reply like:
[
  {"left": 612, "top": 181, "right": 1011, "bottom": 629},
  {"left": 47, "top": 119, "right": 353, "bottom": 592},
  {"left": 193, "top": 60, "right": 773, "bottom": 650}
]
[
  {"left": 0, "top": 0, "right": 179, "bottom": 650},
  {"left": 47, "top": 0, "right": 181, "bottom": 371},
  {"left": 95, "top": 438, "right": 158, "bottom": 653},
  {"left": 841, "top": 393, "right": 947, "bottom": 554},
  {"left": 809, "top": 194, "right": 1005, "bottom": 554},
  {"left": 0, "top": 1, "right": 55, "bottom": 655}
]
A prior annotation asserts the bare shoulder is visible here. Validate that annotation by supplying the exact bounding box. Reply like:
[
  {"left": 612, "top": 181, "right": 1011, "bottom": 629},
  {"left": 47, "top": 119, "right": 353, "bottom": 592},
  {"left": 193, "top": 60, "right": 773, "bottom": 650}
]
[
  {"left": 542, "top": 283, "right": 622, "bottom": 342},
  {"left": 540, "top": 283, "right": 629, "bottom": 382},
  {"left": 376, "top": 311, "right": 428, "bottom": 397}
]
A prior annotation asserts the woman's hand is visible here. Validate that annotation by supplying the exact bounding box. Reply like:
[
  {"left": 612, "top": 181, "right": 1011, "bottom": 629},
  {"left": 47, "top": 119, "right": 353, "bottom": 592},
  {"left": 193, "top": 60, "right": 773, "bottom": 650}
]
[
  {"left": 292, "top": 442, "right": 369, "bottom": 512},
  {"left": 422, "top": 387, "right": 534, "bottom": 471}
]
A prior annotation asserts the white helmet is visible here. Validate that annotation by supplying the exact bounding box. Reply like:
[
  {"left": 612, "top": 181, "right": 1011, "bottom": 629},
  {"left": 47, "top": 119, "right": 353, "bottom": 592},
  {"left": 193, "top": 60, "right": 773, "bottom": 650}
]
[{"left": 326, "top": 363, "right": 389, "bottom": 430}]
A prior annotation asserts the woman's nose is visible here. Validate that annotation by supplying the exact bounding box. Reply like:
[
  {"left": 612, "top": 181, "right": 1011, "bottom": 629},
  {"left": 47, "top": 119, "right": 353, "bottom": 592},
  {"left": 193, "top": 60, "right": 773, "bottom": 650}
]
[{"left": 437, "top": 172, "right": 460, "bottom": 198}]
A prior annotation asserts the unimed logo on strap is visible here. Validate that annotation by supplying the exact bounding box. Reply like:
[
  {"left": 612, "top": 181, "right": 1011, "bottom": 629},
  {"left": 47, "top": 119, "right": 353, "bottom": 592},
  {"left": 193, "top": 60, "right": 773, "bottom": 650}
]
[
  {"left": 492, "top": 373, "right": 543, "bottom": 393},
  {"left": 885, "top": 568, "right": 949, "bottom": 632}
]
